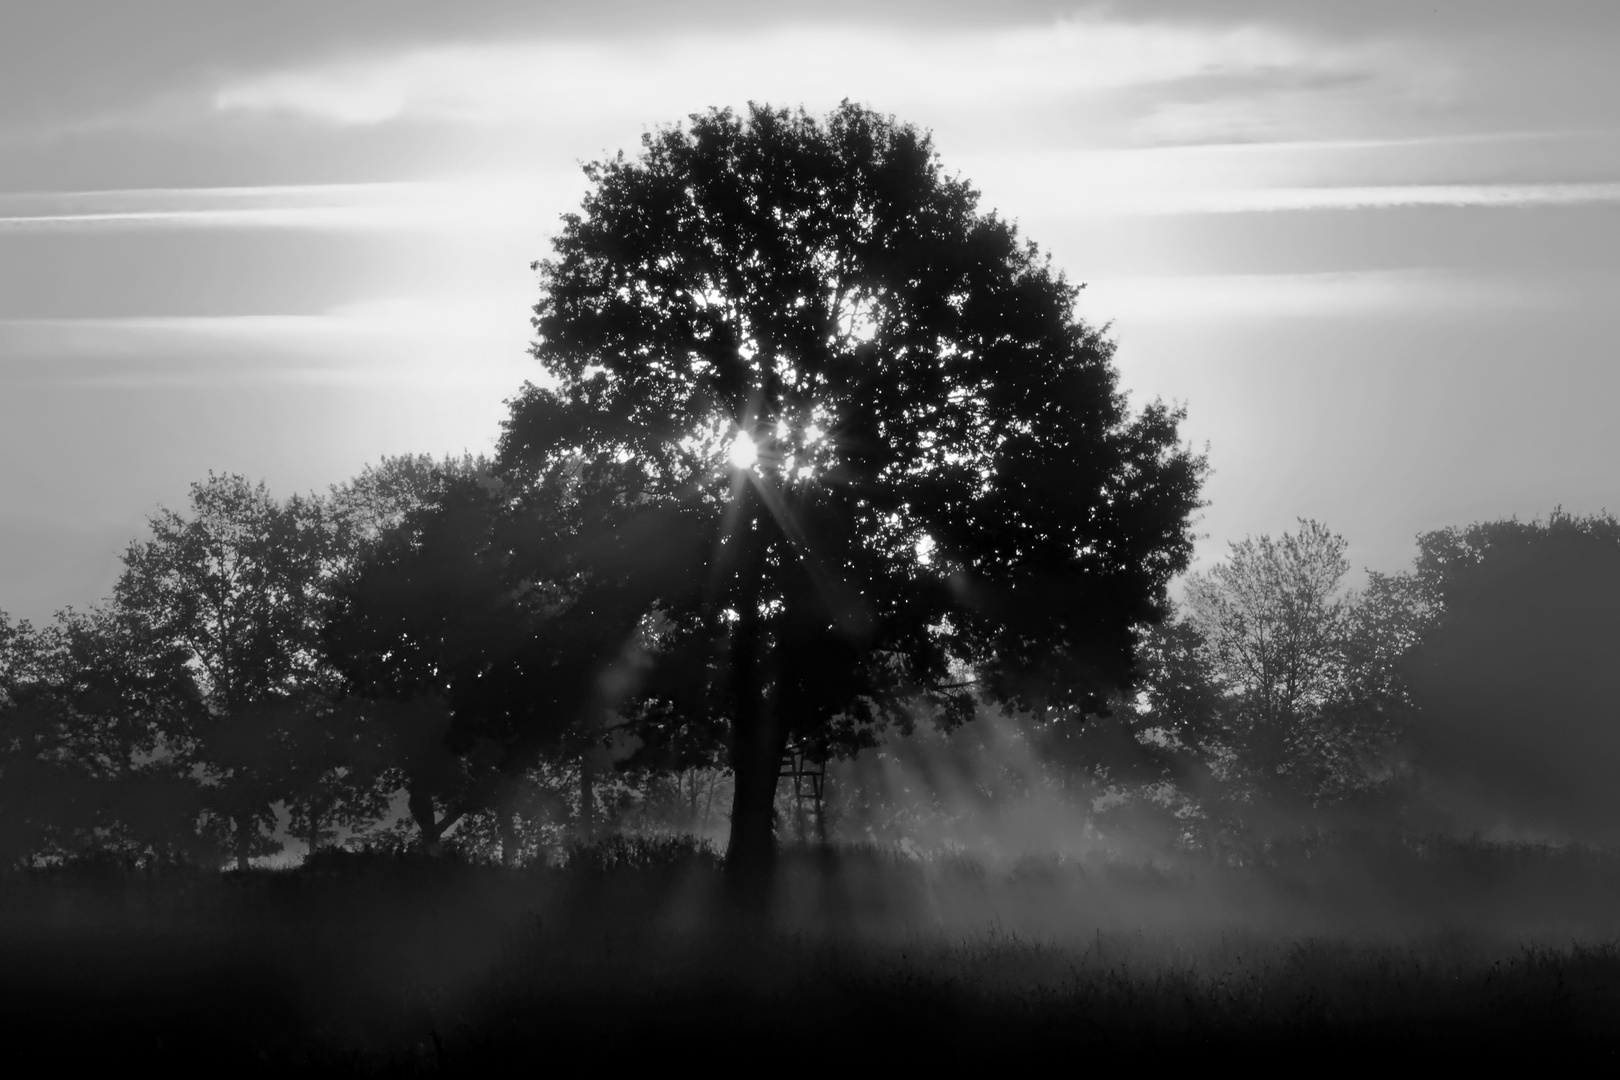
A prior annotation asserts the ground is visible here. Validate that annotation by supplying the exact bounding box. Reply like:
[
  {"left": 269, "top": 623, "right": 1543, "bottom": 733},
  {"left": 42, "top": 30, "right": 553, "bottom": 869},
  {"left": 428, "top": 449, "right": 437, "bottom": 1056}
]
[{"left": 3, "top": 840, "right": 1618, "bottom": 1070}]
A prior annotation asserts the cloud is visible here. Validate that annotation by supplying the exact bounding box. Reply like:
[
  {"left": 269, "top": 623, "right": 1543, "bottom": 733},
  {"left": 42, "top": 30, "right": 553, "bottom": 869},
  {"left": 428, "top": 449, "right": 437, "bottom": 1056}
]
[
  {"left": 1085, "top": 269, "right": 1548, "bottom": 323},
  {"left": 0, "top": 294, "right": 539, "bottom": 387},
  {"left": 954, "top": 131, "right": 1620, "bottom": 221},
  {"left": 1058, "top": 181, "right": 1620, "bottom": 217},
  {"left": 210, "top": 17, "right": 1396, "bottom": 146},
  {"left": 9, "top": 175, "right": 1615, "bottom": 241},
  {"left": 0, "top": 269, "right": 1543, "bottom": 396},
  {"left": 0, "top": 177, "right": 577, "bottom": 234}
]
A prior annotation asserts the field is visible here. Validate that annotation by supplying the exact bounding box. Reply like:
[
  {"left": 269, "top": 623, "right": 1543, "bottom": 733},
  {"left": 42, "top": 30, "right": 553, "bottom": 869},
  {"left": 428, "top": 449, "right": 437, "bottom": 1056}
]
[{"left": 3, "top": 838, "right": 1619, "bottom": 1071}]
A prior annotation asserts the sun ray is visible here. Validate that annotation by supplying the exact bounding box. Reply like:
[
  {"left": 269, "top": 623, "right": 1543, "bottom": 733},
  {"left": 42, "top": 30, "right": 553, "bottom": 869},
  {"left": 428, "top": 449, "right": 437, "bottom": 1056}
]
[
  {"left": 703, "top": 387, "right": 769, "bottom": 607},
  {"left": 742, "top": 466, "right": 872, "bottom": 643}
]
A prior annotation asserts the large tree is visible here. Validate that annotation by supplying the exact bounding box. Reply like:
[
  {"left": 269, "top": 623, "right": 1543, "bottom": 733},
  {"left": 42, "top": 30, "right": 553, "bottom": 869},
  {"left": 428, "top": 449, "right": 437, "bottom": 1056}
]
[{"left": 500, "top": 103, "right": 1206, "bottom": 870}]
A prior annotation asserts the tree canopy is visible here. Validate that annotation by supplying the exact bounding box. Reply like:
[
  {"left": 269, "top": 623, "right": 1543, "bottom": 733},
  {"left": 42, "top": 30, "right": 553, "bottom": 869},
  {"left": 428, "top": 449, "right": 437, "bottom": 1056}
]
[
  {"left": 1406, "top": 510, "right": 1620, "bottom": 843},
  {"left": 499, "top": 102, "right": 1207, "bottom": 866},
  {"left": 114, "top": 473, "right": 360, "bottom": 867}
]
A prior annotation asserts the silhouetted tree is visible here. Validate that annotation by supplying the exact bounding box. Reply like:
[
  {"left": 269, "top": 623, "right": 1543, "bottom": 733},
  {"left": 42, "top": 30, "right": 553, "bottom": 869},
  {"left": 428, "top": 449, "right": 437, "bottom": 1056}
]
[
  {"left": 1055, "top": 618, "right": 1232, "bottom": 846},
  {"left": 0, "top": 606, "right": 203, "bottom": 865},
  {"left": 1173, "top": 520, "right": 1424, "bottom": 835},
  {"left": 1185, "top": 521, "right": 1352, "bottom": 733},
  {"left": 1405, "top": 510, "right": 1620, "bottom": 843},
  {"left": 1180, "top": 519, "right": 1352, "bottom": 823},
  {"left": 325, "top": 455, "right": 507, "bottom": 851},
  {"left": 324, "top": 461, "right": 644, "bottom": 852},
  {"left": 0, "top": 612, "right": 93, "bottom": 864},
  {"left": 115, "top": 474, "right": 353, "bottom": 869},
  {"left": 328, "top": 453, "right": 491, "bottom": 550},
  {"left": 500, "top": 102, "right": 1206, "bottom": 872}
]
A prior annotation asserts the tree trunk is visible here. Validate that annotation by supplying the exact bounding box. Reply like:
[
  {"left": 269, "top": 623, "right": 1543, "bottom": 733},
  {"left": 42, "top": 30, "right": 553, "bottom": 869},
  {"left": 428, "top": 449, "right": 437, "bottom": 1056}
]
[
  {"left": 725, "top": 704, "right": 788, "bottom": 874},
  {"left": 408, "top": 788, "right": 461, "bottom": 856},
  {"left": 721, "top": 517, "right": 783, "bottom": 889},
  {"left": 723, "top": 601, "right": 787, "bottom": 882}
]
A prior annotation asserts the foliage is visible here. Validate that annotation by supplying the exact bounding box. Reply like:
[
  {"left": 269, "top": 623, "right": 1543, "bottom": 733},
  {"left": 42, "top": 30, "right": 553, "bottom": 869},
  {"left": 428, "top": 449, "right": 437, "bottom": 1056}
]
[
  {"left": 116, "top": 474, "right": 338, "bottom": 708},
  {"left": 113, "top": 473, "right": 381, "bottom": 866},
  {"left": 562, "top": 832, "right": 722, "bottom": 874},
  {"left": 327, "top": 451, "right": 489, "bottom": 552},
  {"left": 1405, "top": 509, "right": 1620, "bottom": 843},
  {"left": 0, "top": 606, "right": 204, "bottom": 866},
  {"left": 1184, "top": 520, "right": 1353, "bottom": 732},
  {"left": 326, "top": 466, "right": 585, "bottom": 758},
  {"left": 1066, "top": 521, "right": 1429, "bottom": 846},
  {"left": 499, "top": 101, "right": 1206, "bottom": 864},
  {"left": 324, "top": 457, "right": 646, "bottom": 851}
]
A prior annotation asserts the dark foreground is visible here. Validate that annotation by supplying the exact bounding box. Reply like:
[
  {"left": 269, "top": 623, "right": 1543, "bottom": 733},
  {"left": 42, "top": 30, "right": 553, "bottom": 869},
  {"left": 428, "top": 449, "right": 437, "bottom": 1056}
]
[{"left": 3, "top": 839, "right": 1619, "bottom": 1071}]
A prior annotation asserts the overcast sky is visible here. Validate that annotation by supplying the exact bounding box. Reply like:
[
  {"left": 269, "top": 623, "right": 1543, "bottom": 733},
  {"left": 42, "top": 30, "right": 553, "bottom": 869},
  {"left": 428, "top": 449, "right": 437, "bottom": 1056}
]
[{"left": 3, "top": 0, "right": 1618, "bottom": 623}]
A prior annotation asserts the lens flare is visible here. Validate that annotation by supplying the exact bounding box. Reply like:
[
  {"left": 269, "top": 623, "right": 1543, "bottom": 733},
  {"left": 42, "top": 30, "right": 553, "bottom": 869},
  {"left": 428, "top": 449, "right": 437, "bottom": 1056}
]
[{"left": 727, "top": 431, "right": 758, "bottom": 469}]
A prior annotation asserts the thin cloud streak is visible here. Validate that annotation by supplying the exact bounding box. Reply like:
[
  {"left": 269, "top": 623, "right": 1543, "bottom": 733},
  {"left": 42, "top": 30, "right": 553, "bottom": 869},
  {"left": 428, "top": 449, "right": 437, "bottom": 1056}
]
[
  {"left": 5, "top": 179, "right": 1617, "bottom": 234},
  {"left": 1062, "top": 181, "right": 1620, "bottom": 217},
  {"left": 0, "top": 177, "right": 578, "bottom": 233},
  {"left": 0, "top": 267, "right": 1550, "bottom": 389},
  {"left": 1087, "top": 269, "right": 1554, "bottom": 324},
  {"left": 0, "top": 207, "right": 434, "bottom": 231},
  {"left": 0, "top": 297, "right": 537, "bottom": 387}
]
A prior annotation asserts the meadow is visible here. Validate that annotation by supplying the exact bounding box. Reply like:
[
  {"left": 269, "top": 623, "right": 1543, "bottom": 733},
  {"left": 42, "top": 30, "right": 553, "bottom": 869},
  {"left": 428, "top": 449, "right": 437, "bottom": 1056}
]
[{"left": 3, "top": 837, "right": 1618, "bottom": 1071}]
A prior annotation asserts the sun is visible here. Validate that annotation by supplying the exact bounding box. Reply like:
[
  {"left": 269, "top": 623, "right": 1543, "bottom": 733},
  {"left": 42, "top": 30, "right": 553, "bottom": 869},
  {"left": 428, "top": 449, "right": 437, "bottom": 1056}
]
[{"left": 727, "top": 431, "right": 758, "bottom": 470}]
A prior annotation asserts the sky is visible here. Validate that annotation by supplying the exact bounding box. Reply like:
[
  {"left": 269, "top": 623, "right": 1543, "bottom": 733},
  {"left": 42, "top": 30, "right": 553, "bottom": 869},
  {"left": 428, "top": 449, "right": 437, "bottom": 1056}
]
[{"left": 2, "top": 0, "right": 1618, "bottom": 624}]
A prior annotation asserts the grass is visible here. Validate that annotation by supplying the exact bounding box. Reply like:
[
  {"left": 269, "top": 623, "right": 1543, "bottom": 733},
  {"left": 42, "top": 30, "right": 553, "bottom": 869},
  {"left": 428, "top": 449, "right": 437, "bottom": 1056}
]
[{"left": 3, "top": 839, "right": 1619, "bottom": 1071}]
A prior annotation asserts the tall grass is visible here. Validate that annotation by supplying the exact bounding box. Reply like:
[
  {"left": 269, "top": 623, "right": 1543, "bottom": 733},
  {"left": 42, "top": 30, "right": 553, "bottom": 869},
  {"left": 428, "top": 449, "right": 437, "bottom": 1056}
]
[{"left": 2, "top": 838, "right": 1618, "bottom": 1069}]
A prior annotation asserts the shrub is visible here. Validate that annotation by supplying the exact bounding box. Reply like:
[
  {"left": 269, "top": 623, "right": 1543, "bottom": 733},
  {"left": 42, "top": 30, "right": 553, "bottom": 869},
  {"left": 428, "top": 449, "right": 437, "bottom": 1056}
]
[{"left": 562, "top": 833, "right": 722, "bottom": 874}]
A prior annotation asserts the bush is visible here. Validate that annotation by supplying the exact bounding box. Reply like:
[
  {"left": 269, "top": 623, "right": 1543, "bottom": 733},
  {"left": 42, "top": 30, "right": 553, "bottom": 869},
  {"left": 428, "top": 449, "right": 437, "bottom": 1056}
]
[{"left": 562, "top": 833, "right": 722, "bottom": 874}]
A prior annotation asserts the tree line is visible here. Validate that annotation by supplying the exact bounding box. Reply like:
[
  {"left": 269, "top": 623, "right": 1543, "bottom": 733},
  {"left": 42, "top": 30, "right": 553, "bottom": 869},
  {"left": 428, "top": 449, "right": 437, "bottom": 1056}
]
[
  {"left": 1051, "top": 511, "right": 1620, "bottom": 852},
  {"left": 5, "top": 487, "right": 1613, "bottom": 868}
]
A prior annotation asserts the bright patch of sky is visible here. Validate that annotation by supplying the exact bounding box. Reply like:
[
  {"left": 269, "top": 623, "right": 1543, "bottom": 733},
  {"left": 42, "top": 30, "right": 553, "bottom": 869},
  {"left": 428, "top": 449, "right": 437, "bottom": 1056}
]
[
  {"left": 1, "top": 0, "right": 1617, "bottom": 621},
  {"left": 208, "top": 20, "right": 1375, "bottom": 128}
]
